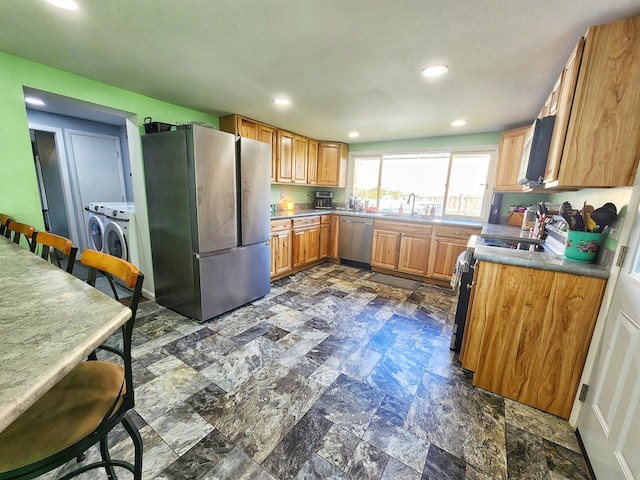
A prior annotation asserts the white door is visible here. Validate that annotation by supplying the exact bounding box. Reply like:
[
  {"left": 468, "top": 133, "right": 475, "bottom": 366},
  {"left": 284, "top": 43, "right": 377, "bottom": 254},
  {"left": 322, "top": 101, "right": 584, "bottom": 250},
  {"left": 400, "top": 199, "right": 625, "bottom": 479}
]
[
  {"left": 579, "top": 201, "right": 640, "bottom": 478},
  {"left": 66, "top": 130, "right": 126, "bottom": 251}
]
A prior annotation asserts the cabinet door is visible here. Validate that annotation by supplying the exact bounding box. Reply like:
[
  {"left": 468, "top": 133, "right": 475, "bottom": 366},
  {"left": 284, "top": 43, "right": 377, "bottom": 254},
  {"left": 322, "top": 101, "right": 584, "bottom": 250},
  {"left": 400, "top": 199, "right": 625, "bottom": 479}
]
[
  {"left": 397, "top": 234, "right": 430, "bottom": 276},
  {"left": 237, "top": 117, "right": 259, "bottom": 140},
  {"left": 292, "top": 228, "right": 306, "bottom": 268},
  {"left": 269, "top": 236, "right": 276, "bottom": 277},
  {"left": 307, "top": 139, "right": 318, "bottom": 185},
  {"left": 293, "top": 135, "right": 308, "bottom": 184},
  {"left": 329, "top": 215, "right": 340, "bottom": 259},
  {"left": 493, "top": 125, "right": 529, "bottom": 192},
  {"left": 320, "top": 223, "right": 329, "bottom": 258},
  {"left": 276, "top": 130, "right": 294, "bottom": 183},
  {"left": 258, "top": 123, "right": 277, "bottom": 183},
  {"left": 306, "top": 225, "right": 320, "bottom": 263},
  {"left": 317, "top": 142, "right": 348, "bottom": 187},
  {"left": 428, "top": 235, "right": 468, "bottom": 281},
  {"left": 544, "top": 37, "right": 584, "bottom": 184},
  {"left": 557, "top": 17, "right": 640, "bottom": 187},
  {"left": 273, "top": 230, "right": 292, "bottom": 275},
  {"left": 371, "top": 229, "right": 400, "bottom": 269}
]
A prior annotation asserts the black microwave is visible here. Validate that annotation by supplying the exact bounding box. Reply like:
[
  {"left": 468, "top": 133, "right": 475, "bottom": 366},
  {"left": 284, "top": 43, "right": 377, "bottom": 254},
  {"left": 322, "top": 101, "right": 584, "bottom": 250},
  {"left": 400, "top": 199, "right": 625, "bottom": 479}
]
[{"left": 517, "top": 115, "right": 556, "bottom": 186}]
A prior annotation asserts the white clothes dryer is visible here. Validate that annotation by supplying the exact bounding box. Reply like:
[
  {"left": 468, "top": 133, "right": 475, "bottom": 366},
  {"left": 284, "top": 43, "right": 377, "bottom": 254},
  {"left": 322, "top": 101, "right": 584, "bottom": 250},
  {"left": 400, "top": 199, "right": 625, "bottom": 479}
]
[
  {"left": 101, "top": 202, "right": 135, "bottom": 263},
  {"left": 86, "top": 202, "right": 107, "bottom": 252}
]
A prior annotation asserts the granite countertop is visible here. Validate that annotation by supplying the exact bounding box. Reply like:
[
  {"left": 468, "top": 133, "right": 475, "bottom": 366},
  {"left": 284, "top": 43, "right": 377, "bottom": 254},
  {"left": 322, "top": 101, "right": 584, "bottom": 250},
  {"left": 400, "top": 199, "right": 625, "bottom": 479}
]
[
  {"left": 272, "top": 209, "right": 485, "bottom": 228},
  {"left": 481, "top": 224, "right": 544, "bottom": 244},
  {"left": 474, "top": 243, "right": 610, "bottom": 279}
]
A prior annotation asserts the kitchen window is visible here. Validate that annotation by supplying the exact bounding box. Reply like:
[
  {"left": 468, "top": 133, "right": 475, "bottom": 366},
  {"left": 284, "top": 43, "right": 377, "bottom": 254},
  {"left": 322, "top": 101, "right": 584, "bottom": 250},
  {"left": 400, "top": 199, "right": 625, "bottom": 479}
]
[{"left": 352, "top": 151, "right": 491, "bottom": 218}]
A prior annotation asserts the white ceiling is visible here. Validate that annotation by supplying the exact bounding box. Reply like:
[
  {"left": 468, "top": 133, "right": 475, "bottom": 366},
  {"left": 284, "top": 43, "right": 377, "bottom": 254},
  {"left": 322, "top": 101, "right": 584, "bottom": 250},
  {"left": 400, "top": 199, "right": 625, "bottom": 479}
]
[{"left": 2, "top": 0, "right": 639, "bottom": 143}]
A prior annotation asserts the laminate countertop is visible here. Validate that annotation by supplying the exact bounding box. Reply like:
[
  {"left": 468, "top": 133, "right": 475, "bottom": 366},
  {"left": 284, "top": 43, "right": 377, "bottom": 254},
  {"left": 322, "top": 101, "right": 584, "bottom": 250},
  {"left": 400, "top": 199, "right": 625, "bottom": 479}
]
[{"left": 0, "top": 237, "right": 131, "bottom": 433}]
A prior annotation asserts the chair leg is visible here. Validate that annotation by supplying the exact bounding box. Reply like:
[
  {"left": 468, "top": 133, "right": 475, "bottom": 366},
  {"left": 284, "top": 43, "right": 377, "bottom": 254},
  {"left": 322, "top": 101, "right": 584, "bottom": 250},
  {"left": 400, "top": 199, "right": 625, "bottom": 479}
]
[
  {"left": 122, "top": 415, "right": 143, "bottom": 480},
  {"left": 99, "top": 436, "right": 117, "bottom": 480}
]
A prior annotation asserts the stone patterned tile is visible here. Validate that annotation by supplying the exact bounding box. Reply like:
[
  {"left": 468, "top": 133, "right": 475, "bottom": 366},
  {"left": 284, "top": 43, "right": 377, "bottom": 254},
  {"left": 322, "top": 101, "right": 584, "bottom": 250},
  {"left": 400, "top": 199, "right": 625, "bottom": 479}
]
[
  {"left": 155, "top": 429, "right": 235, "bottom": 479},
  {"left": 505, "top": 424, "right": 548, "bottom": 480},
  {"left": 505, "top": 399, "right": 582, "bottom": 453},
  {"left": 205, "top": 362, "right": 326, "bottom": 463},
  {"left": 363, "top": 415, "right": 429, "bottom": 472},
  {"left": 422, "top": 443, "right": 466, "bottom": 480},
  {"left": 199, "top": 335, "right": 286, "bottom": 391},
  {"left": 262, "top": 408, "right": 334, "bottom": 479},
  {"left": 98, "top": 262, "right": 592, "bottom": 479},
  {"left": 294, "top": 453, "right": 352, "bottom": 479},
  {"left": 206, "top": 446, "right": 277, "bottom": 480},
  {"left": 312, "top": 374, "right": 385, "bottom": 437},
  {"left": 543, "top": 439, "right": 590, "bottom": 480}
]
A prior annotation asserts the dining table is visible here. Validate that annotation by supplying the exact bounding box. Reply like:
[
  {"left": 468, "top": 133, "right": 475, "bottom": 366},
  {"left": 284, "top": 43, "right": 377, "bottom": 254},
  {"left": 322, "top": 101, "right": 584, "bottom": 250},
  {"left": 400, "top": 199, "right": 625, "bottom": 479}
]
[{"left": 0, "top": 236, "right": 132, "bottom": 433}]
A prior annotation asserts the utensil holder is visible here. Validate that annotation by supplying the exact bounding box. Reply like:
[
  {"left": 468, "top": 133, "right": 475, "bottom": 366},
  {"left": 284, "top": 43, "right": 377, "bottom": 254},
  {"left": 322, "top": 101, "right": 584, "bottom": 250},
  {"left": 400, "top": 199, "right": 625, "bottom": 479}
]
[{"left": 564, "top": 231, "right": 602, "bottom": 262}]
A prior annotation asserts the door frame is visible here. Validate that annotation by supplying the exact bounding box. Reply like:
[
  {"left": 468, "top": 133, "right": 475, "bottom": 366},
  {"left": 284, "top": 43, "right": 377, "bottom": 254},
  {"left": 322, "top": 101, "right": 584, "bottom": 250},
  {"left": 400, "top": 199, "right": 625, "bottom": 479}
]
[
  {"left": 571, "top": 184, "right": 640, "bottom": 426},
  {"left": 28, "top": 123, "right": 80, "bottom": 248}
]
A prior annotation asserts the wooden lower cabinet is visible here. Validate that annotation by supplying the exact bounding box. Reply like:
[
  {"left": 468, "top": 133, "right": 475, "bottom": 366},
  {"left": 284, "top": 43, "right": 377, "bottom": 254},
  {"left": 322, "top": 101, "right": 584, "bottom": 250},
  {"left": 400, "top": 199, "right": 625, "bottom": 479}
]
[
  {"left": 292, "top": 216, "right": 320, "bottom": 268},
  {"left": 427, "top": 226, "right": 480, "bottom": 281},
  {"left": 269, "top": 219, "right": 292, "bottom": 277},
  {"left": 371, "top": 220, "right": 432, "bottom": 276},
  {"left": 319, "top": 215, "right": 330, "bottom": 258},
  {"left": 328, "top": 215, "right": 339, "bottom": 259},
  {"left": 462, "top": 261, "right": 606, "bottom": 418}
]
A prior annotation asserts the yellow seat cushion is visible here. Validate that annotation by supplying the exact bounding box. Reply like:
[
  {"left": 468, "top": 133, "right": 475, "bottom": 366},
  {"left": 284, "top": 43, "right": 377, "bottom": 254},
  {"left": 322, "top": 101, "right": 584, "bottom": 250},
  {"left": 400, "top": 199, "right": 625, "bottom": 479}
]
[{"left": 0, "top": 361, "right": 125, "bottom": 473}]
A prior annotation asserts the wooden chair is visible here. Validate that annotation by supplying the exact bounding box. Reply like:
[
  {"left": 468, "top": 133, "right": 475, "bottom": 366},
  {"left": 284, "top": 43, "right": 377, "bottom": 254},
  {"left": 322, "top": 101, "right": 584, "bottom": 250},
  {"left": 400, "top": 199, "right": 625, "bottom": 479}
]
[
  {"left": 4, "top": 221, "right": 36, "bottom": 251},
  {"left": 32, "top": 231, "right": 78, "bottom": 274},
  {"left": 0, "top": 250, "right": 144, "bottom": 479},
  {"left": 0, "top": 214, "right": 12, "bottom": 237}
]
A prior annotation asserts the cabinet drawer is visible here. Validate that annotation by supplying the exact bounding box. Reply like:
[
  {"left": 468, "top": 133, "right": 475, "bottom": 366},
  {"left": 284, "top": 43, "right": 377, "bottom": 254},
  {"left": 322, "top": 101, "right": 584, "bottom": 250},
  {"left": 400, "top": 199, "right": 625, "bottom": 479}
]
[
  {"left": 270, "top": 219, "right": 291, "bottom": 232},
  {"left": 434, "top": 226, "right": 479, "bottom": 239},
  {"left": 374, "top": 220, "right": 432, "bottom": 237},
  {"left": 293, "top": 216, "right": 320, "bottom": 228},
  {"left": 320, "top": 215, "right": 330, "bottom": 225}
]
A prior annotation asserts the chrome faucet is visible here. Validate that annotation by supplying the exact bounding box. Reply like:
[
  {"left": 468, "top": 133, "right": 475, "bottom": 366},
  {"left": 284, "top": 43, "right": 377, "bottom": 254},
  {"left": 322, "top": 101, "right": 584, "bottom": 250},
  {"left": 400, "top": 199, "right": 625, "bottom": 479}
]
[{"left": 407, "top": 193, "right": 416, "bottom": 216}]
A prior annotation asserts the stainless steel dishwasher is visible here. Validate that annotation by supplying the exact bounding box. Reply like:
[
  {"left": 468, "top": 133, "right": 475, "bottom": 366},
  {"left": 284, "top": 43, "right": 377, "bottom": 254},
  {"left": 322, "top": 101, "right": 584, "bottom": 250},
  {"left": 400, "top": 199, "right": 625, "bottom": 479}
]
[{"left": 338, "top": 215, "right": 373, "bottom": 264}]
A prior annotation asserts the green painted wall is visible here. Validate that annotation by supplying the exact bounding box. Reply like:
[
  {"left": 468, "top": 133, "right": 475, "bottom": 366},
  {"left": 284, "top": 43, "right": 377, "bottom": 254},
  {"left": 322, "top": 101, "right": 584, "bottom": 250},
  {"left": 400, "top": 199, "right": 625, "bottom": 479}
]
[
  {"left": 0, "top": 51, "right": 219, "bottom": 230},
  {"left": 348, "top": 132, "right": 502, "bottom": 154}
]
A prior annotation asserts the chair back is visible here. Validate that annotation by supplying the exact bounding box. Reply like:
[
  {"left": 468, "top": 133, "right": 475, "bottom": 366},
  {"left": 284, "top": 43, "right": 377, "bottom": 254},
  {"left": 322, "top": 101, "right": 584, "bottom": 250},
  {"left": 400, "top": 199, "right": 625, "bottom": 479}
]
[
  {"left": 33, "top": 231, "right": 78, "bottom": 274},
  {"left": 5, "top": 221, "right": 36, "bottom": 251},
  {"left": 80, "top": 250, "right": 144, "bottom": 408},
  {"left": 0, "top": 214, "right": 12, "bottom": 236}
]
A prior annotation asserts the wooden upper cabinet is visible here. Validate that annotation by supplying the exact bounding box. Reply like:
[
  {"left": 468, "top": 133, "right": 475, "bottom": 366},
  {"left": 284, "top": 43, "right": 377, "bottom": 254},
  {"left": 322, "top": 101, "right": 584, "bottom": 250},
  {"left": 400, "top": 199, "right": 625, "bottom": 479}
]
[
  {"left": 276, "top": 129, "right": 294, "bottom": 183},
  {"left": 544, "top": 37, "right": 584, "bottom": 185},
  {"left": 547, "top": 16, "right": 640, "bottom": 188},
  {"left": 307, "top": 139, "right": 318, "bottom": 185},
  {"left": 220, "top": 115, "right": 277, "bottom": 182},
  {"left": 318, "top": 142, "right": 348, "bottom": 187},
  {"left": 257, "top": 123, "right": 277, "bottom": 182},
  {"left": 493, "top": 125, "right": 530, "bottom": 192},
  {"left": 292, "top": 134, "right": 308, "bottom": 184}
]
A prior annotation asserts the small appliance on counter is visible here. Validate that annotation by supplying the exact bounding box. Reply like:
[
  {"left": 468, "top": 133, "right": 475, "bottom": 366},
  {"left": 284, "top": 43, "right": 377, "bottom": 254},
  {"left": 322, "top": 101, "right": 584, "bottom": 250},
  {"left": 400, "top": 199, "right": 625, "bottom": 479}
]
[{"left": 314, "top": 191, "right": 333, "bottom": 209}]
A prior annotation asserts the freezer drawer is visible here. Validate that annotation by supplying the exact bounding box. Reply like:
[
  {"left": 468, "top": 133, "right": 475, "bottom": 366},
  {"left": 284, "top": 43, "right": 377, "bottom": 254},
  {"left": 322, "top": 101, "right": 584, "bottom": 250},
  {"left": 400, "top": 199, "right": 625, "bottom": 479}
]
[{"left": 196, "top": 242, "right": 270, "bottom": 321}]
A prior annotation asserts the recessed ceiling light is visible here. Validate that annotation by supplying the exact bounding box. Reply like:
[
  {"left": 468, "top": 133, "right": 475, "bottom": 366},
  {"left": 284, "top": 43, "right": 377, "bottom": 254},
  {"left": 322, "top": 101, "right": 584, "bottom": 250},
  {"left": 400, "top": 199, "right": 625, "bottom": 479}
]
[
  {"left": 451, "top": 119, "right": 466, "bottom": 127},
  {"left": 348, "top": 132, "right": 359, "bottom": 138},
  {"left": 273, "top": 98, "right": 290, "bottom": 106},
  {"left": 25, "top": 96, "right": 45, "bottom": 106},
  {"left": 421, "top": 65, "right": 449, "bottom": 77},
  {"left": 46, "top": 0, "right": 79, "bottom": 10}
]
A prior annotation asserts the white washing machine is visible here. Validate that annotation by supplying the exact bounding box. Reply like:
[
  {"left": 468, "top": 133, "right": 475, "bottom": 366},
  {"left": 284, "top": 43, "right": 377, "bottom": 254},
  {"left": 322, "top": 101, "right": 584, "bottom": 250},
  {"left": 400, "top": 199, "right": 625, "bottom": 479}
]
[
  {"left": 86, "top": 202, "right": 107, "bottom": 252},
  {"left": 101, "top": 202, "right": 137, "bottom": 264}
]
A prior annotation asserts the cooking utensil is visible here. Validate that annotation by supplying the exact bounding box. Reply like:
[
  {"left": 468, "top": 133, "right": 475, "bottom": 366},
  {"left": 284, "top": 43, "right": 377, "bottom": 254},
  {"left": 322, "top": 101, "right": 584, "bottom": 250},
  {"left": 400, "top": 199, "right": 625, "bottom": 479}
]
[{"left": 591, "top": 203, "right": 618, "bottom": 233}]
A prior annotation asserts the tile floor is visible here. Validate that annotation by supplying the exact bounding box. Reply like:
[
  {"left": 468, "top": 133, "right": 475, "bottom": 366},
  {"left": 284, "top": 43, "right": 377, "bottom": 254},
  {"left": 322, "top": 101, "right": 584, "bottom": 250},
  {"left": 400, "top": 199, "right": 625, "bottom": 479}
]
[{"left": 48, "top": 263, "right": 592, "bottom": 479}]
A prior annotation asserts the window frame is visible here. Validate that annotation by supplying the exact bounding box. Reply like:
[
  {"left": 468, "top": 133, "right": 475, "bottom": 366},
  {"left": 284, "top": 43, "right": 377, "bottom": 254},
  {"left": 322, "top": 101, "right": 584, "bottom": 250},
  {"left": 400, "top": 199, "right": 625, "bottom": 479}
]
[{"left": 349, "top": 147, "right": 496, "bottom": 220}]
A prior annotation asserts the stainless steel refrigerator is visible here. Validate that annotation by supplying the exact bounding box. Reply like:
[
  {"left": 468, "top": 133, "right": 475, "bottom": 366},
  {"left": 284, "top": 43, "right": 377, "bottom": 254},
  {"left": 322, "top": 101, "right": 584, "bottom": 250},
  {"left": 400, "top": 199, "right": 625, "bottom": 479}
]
[{"left": 141, "top": 124, "right": 271, "bottom": 321}]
